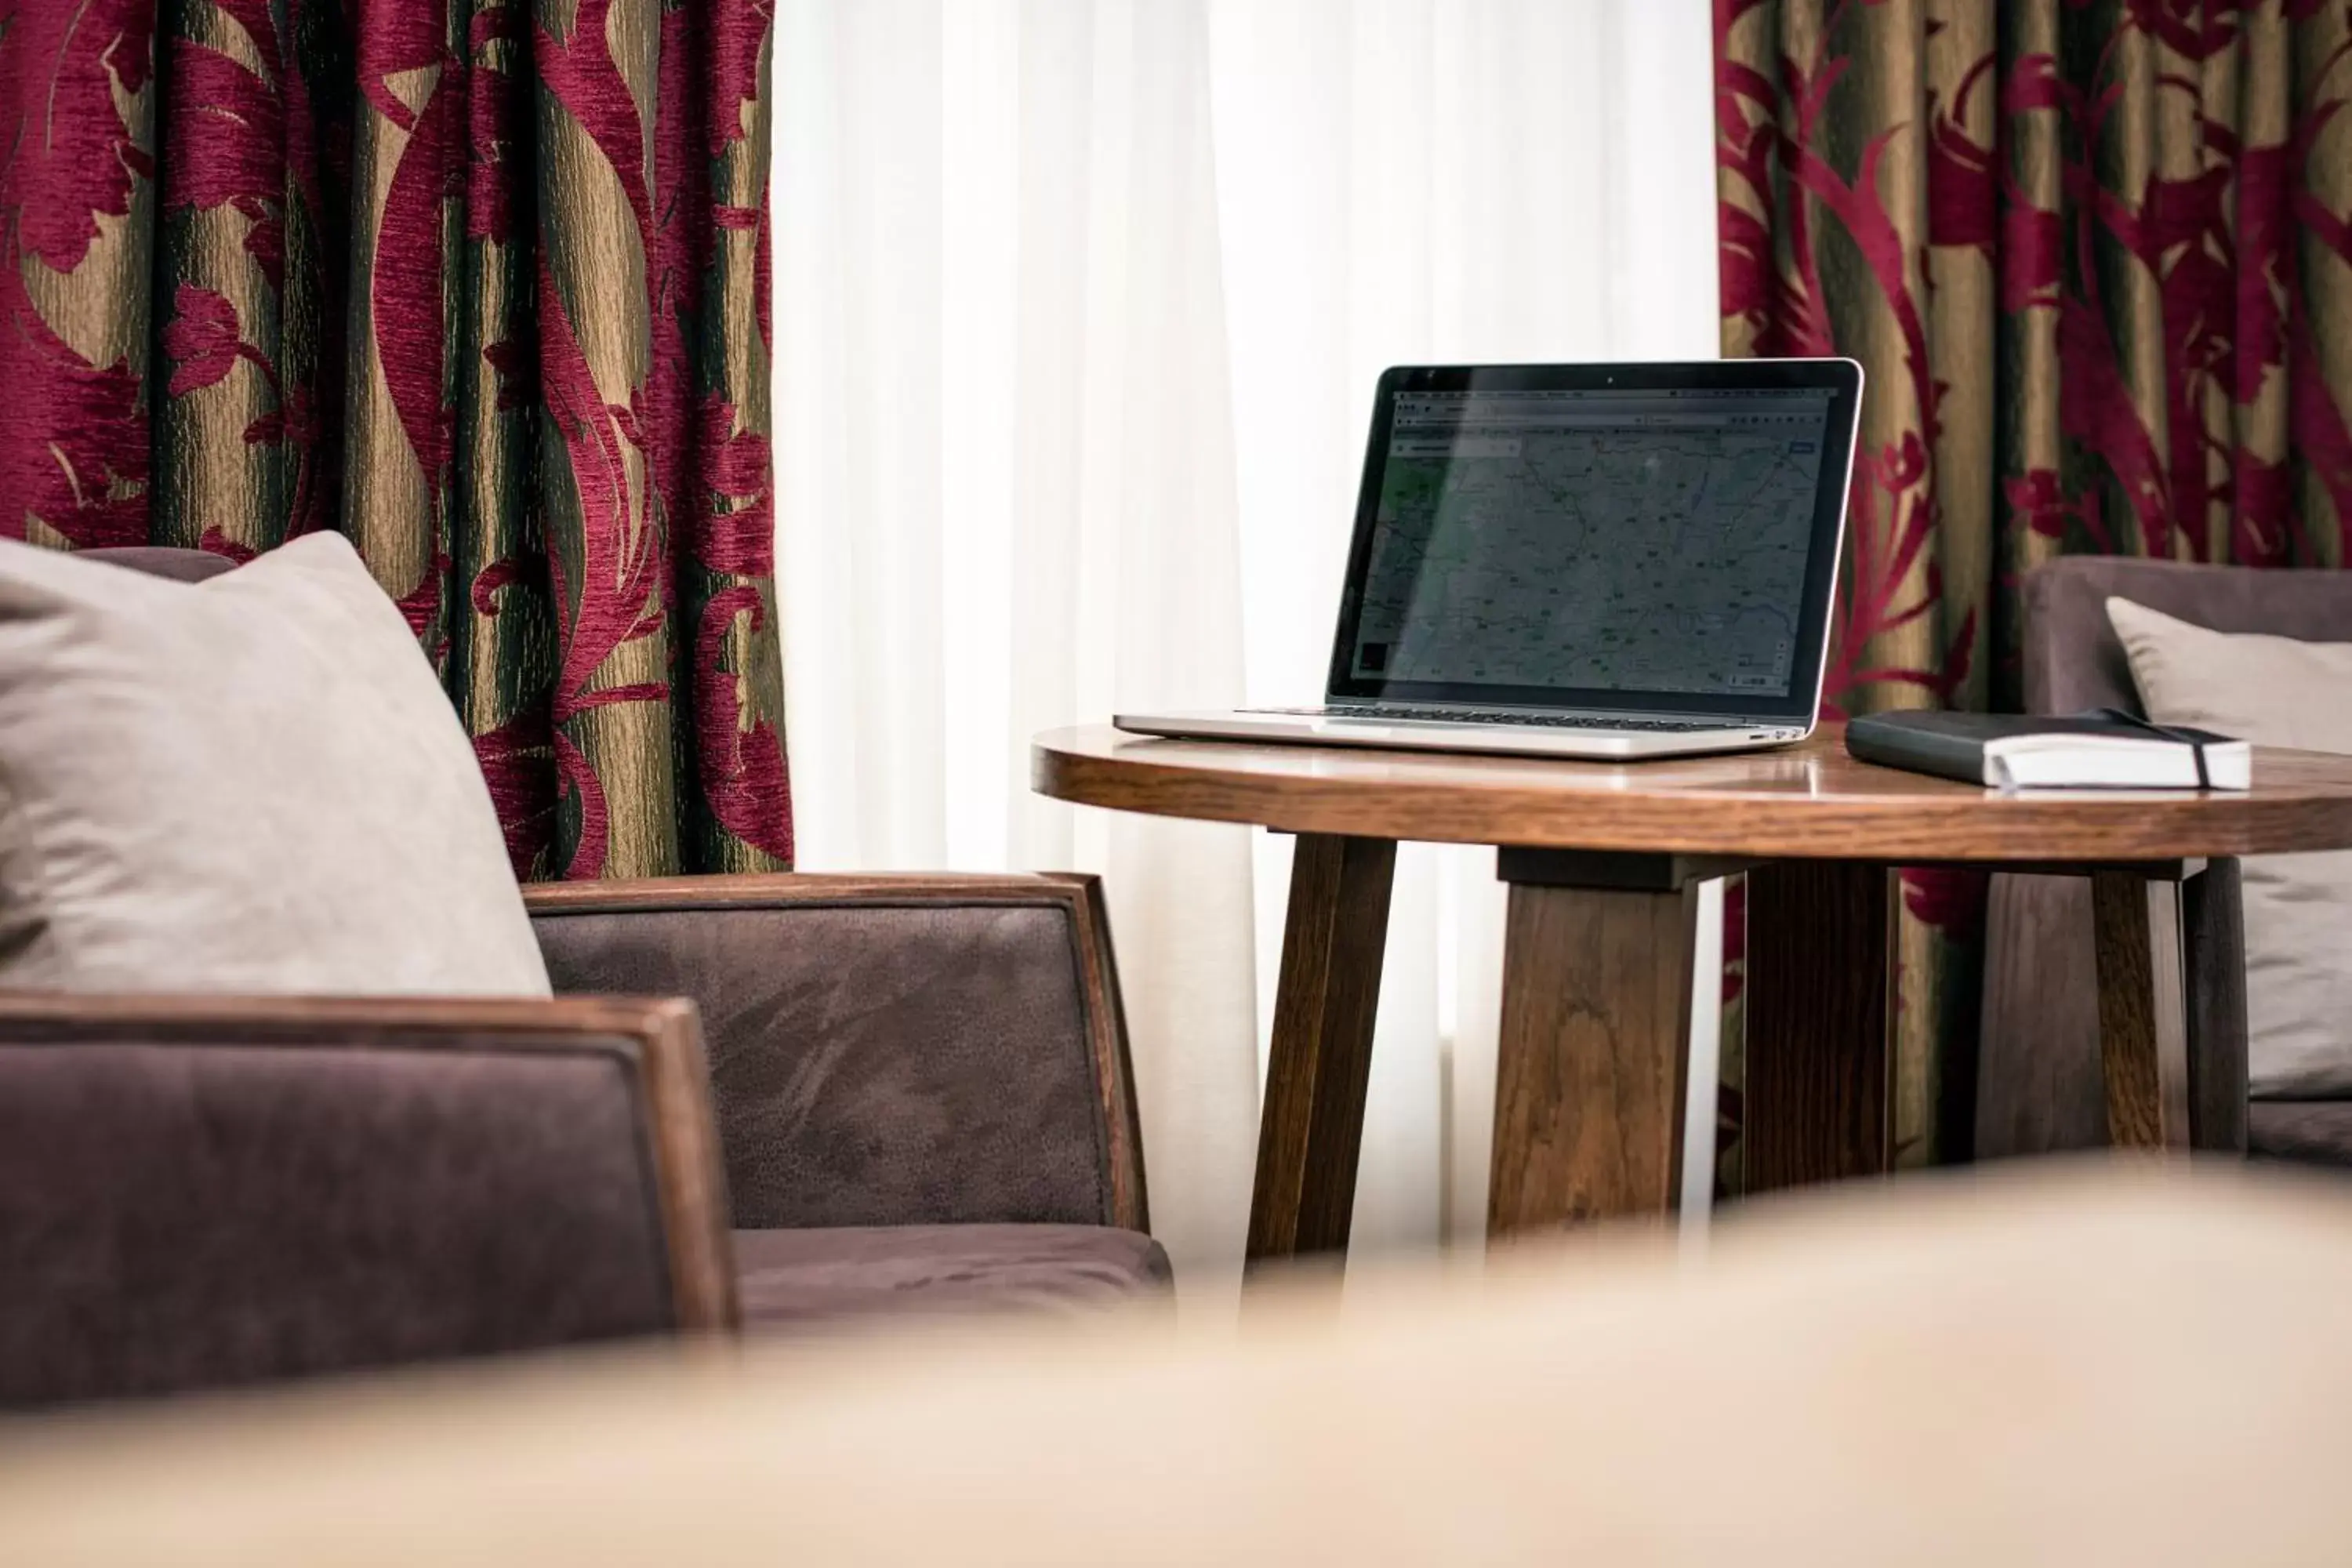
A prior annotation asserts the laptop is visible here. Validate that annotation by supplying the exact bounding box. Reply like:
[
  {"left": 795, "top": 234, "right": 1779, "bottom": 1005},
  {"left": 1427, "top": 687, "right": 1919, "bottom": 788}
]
[{"left": 1116, "top": 358, "right": 1864, "bottom": 760}]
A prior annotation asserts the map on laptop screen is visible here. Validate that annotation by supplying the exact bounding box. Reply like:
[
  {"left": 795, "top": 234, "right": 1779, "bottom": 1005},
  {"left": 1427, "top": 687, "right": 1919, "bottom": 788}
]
[{"left": 1348, "top": 386, "right": 1835, "bottom": 698}]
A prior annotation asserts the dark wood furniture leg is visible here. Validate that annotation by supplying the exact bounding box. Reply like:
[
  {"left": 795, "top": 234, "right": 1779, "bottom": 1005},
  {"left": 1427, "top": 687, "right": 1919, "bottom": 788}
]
[
  {"left": 1743, "top": 860, "right": 1894, "bottom": 1192},
  {"left": 2093, "top": 861, "right": 2244, "bottom": 1152},
  {"left": 1486, "top": 851, "right": 1715, "bottom": 1239},
  {"left": 2092, "top": 868, "right": 2190, "bottom": 1150},
  {"left": 1246, "top": 833, "right": 1397, "bottom": 1261},
  {"left": 2182, "top": 858, "right": 2249, "bottom": 1154}
]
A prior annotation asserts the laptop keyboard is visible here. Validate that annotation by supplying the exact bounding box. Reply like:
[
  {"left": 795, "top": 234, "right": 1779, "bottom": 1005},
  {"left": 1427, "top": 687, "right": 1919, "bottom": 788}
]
[{"left": 1243, "top": 705, "right": 1727, "bottom": 733}]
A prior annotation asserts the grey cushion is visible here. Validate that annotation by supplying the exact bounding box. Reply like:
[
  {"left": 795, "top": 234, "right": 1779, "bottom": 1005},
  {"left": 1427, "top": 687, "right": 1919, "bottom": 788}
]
[
  {"left": 0, "top": 534, "right": 549, "bottom": 996},
  {"left": 731, "top": 1225, "right": 1170, "bottom": 1330},
  {"left": 78, "top": 546, "right": 238, "bottom": 583}
]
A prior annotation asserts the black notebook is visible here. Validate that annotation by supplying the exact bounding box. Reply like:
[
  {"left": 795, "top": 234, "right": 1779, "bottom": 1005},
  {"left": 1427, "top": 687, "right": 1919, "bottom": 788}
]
[{"left": 1845, "top": 710, "right": 2249, "bottom": 790}]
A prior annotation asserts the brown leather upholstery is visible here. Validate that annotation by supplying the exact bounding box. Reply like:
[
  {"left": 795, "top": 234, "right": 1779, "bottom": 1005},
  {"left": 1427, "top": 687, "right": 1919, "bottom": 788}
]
[
  {"left": 529, "top": 878, "right": 1165, "bottom": 1322},
  {"left": 731, "top": 1225, "right": 1172, "bottom": 1330},
  {"left": 528, "top": 877, "right": 1149, "bottom": 1232},
  {"left": 1982, "top": 557, "right": 2352, "bottom": 1167},
  {"left": 76, "top": 546, "right": 238, "bottom": 583},
  {"left": 2248, "top": 1103, "right": 2352, "bottom": 1164},
  {"left": 0, "top": 998, "right": 732, "bottom": 1409}
]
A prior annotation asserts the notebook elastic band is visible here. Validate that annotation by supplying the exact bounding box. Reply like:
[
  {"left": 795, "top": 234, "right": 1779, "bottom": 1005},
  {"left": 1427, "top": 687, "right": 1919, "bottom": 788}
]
[{"left": 2082, "top": 706, "right": 2212, "bottom": 789}]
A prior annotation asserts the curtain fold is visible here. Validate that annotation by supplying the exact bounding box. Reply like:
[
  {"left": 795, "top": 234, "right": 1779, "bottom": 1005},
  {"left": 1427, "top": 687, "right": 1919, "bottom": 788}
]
[
  {"left": 0, "top": 0, "right": 791, "bottom": 881},
  {"left": 1715, "top": 0, "right": 2352, "bottom": 1171}
]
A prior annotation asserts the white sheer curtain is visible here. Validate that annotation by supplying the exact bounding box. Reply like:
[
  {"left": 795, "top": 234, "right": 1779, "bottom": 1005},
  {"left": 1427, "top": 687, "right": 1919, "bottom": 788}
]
[{"left": 773, "top": 0, "right": 1718, "bottom": 1301}]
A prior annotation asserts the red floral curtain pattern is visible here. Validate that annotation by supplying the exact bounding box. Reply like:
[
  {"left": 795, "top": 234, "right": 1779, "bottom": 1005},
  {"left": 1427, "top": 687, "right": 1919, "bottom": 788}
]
[
  {"left": 1713, "top": 0, "right": 2352, "bottom": 1179},
  {"left": 0, "top": 0, "right": 792, "bottom": 880}
]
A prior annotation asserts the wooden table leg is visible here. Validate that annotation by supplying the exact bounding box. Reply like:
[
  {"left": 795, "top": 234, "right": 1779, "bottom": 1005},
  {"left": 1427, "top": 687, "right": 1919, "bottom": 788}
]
[
  {"left": 2182, "top": 858, "right": 2249, "bottom": 1154},
  {"left": 2092, "top": 865, "right": 2238, "bottom": 1152},
  {"left": 1487, "top": 874, "right": 1700, "bottom": 1238},
  {"left": 1246, "top": 833, "right": 1396, "bottom": 1261},
  {"left": 1744, "top": 861, "right": 1894, "bottom": 1192}
]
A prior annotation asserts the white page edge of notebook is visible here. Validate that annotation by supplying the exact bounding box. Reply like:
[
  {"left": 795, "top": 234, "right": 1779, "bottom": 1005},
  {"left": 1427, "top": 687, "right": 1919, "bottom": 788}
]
[{"left": 1984, "top": 735, "right": 2252, "bottom": 791}]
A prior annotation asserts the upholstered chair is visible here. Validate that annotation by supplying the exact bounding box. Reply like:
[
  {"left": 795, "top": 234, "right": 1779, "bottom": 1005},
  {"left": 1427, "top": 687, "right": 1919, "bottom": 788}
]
[
  {"left": 0, "top": 547, "right": 1163, "bottom": 1408},
  {"left": 1979, "top": 556, "right": 2352, "bottom": 1166}
]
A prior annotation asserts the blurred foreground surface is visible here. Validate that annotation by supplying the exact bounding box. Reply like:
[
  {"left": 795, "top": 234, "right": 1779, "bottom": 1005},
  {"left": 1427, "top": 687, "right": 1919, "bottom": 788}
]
[{"left": 5, "top": 1162, "right": 2350, "bottom": 1565}]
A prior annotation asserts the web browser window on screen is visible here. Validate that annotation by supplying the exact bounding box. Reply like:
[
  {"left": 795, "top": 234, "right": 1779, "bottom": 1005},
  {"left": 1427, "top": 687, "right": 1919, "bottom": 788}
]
[{"left": 1350, "top": 385, "right": 1835, "bottom": 699}]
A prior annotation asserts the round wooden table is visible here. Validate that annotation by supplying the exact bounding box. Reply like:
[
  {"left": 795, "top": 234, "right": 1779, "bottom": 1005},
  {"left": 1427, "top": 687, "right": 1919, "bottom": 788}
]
[{"left": 1034, "top": 724, "right": 2352, "bottom": 1258}]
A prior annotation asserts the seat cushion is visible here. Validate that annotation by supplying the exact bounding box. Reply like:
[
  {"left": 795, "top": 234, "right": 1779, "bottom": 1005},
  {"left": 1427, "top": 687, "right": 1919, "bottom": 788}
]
[
  {"left": 731, "top": 1225, "right": 1170, "bottom": 1330},
  {"left": 0, "top": 534, "right": 548, "bottom": 996}
]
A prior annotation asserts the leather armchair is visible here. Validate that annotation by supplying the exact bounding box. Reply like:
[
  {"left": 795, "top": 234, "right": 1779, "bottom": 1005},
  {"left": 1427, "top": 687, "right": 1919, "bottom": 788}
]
[
  {"left": 0, "top": 550, "right": 1164, "bottom": 1408},
  {"left": 1978, "top": 555, "right": 2352, "bottom": 1166}
]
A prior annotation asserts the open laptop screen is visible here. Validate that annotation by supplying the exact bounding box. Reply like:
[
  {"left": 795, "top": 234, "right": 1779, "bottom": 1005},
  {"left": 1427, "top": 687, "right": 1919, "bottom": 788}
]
[{"left": 1327, "top": 362, "right": 1860, "bottom": 720}]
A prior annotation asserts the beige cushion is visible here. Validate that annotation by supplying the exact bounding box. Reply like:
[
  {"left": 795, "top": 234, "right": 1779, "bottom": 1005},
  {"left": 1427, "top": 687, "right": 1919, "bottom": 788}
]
[
  {"left": 8, "top": 1169, "right": 2352, "bottom": 1564},
  {"left": 0, "top": 535, "right": 550, "bottom": 996},
  {"left": 2107, "top": 595, "right": 2352, "bottom": 1096}
]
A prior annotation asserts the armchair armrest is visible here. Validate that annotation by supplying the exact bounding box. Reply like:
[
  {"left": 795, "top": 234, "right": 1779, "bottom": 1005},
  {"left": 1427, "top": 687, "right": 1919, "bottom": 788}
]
[
  {"left": 0, "top": 994, "right": 735, "bottom": 1408},
  {"left": 524, "top": 874, "right": 1148, "bottom": 1234}
]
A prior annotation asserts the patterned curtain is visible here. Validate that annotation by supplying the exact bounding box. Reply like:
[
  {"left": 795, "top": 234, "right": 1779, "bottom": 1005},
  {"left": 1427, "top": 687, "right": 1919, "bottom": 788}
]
[
  {"left": 0, "top": 0, "right": 793, "bottom": 881},
  {"left": 1713, "top": 0, "right": 2352, "bottom": 1180}
]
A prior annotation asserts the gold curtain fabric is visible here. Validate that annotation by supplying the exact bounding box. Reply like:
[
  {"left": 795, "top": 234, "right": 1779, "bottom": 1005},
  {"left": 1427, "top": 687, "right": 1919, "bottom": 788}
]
[
  {"left": 1714, "top": 0, "right": 2352, "bottom": 1178},
  {"left": 0, "top": 0, "right": 791, "bottom": 880}
]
